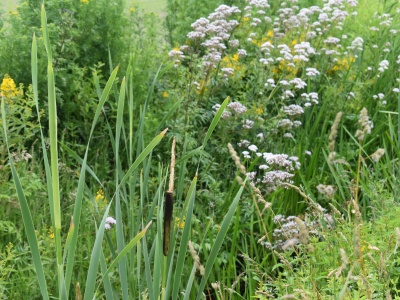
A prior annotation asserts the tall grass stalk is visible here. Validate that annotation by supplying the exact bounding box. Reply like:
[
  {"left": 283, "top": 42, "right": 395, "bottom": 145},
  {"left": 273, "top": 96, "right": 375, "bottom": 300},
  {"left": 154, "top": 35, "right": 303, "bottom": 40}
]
[{"left": 40, "top": 6, "right": 66, "bottom": 298}]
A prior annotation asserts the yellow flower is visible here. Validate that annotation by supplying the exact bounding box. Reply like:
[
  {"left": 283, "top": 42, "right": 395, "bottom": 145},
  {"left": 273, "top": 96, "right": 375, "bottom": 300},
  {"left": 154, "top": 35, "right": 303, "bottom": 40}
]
[
  {"left": 267, "top": 30, "right": 274, "bottom": 38},
  {"left": 232, "top": 53, "right": 239, "bottom": 62},
  {"left": 81, "top": 0, "right": 89, "bottom": 3},
  {"left": 255, "top": 106, "right": 263, "bottom": 115},
  {"left": 291, "top": 39, "right": 298, "bottom": 46},
  {"left": 129, "top": 7, "right": 135, "bottom": 13},
  {"left": 328, "top": 56, "right": 355, "bottom": 74},
  {"left": 48, "top": 228, "right": 54, "bottom": 239},
  {"left": 0, "top": 74, "right": 19, "bottom": 98},
  {"left": 175, "top": 217, "right": 186, "bottom": 229},
  {"left": 163, "top": 91, "right": 169, "bottom": 98},
  {"left": 95, "top": 188, "right": 108, "bottom": 210},
  {"left": 243, "top": 16, "right": 249, "bottom": 22}
]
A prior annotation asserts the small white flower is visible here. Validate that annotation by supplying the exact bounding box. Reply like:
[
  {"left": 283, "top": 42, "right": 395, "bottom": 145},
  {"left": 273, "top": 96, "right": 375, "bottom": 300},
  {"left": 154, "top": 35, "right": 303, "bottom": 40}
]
[
  {"left": 238, "top": 140, "right": 250, "bottom": 147},
  {"left": 243, "top": 119, "right": 255, "bottom": 129},
  {"left": 237, "top": 49, "right": 247, "bottom": 56},
  {"left": 283, "top": 133, "right": 293, "bottom": 139},
  {"left": 105, "top": 216, "right": 117, "bottom": 230},
  {"left": 242, "top": 151, "right": 251, "bottom": 158},
  {"left": 305, "top": 68, "right": 320, "bottom": 77},
  {"left": 106, "top": 216, "right": 117, "bottom": 224},
  {"left": 248, "top": 144, "right": 258, "bottom": 152}
]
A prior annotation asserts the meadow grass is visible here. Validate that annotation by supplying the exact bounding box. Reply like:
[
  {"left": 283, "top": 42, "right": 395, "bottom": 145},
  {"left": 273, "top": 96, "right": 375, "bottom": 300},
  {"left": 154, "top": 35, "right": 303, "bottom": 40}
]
[
  {"left": 1, "top": 0, "right": 17, "bottom": 12},
  {"left": 1, "top": 0, "right": 400, "bottom": 298},
  {"left": 133, "top": 0, "right": 167, "bottom": 15},
  {"left": 1, "top": 0, "right": 166, "bottom": 14}
]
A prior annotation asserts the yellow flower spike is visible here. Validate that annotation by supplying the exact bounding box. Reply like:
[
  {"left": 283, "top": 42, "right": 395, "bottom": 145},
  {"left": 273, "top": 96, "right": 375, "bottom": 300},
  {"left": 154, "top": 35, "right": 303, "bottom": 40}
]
[
  {"left": 0, "top": 74, "right": 18, "bottom": 98},
  {"left": 48, "top": 227, "right": 54, "bottom": 239},
  {"left": 94, "top": 188, "right": 108, "bottom": 211},
  {"left": 175, "top": 216, "right": 186, "bottom": 229}
]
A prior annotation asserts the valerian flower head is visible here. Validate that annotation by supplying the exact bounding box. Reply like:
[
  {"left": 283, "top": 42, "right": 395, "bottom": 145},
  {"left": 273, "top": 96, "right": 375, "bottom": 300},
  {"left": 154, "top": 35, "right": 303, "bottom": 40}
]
[{"left": 105, "top": 216, "right": 117, "bottom": 230}]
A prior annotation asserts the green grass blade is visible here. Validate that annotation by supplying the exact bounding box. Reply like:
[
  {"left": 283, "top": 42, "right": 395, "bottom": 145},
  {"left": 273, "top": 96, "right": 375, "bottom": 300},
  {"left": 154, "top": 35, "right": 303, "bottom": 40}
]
[
  {"left": 100, "top": 249, "right": 114, "bottom": 300},
  {"left": 114, "top": 77, "right": 129, "bottom": 300},
  {"left": 91, "top": 66, "right": 120, "bottom": 137},
  {"left": 115, "top": 128, "right": 168, "bottom": 194},
  {"left": 31, "top": 33, "right": 55, "bottom": 229},
  {"left": 41, "top": 5, "right": 67, "bottom": 298},
  {"left": 196, "top": 181, "right": 246, "bottom": 300},
  {"left": 102, "top": 221, "right": 153, "bottom": 279},
  {"left": 183, "top": 267, "right": 196, "bottom": 300},
  {"left": 201, "top": 96, "right": 230, "bottom": 148},
  {"left": 83, "top": 204, "right": 111, "bottom": 300},
  {"left": 59, "top": 143, "right": 102, "bottom": 185},
  {"left": 157, "top": 97, "right": 185, "bottom": 131},
  {"left": 143, "top": 236, "right": 154, "bottom": 299},
  {"left": 1, "top": 98, "right": 49, "bottom": 300},
  {"left": 171, "top": 175, "right": 197, "bottom": 300},
  {"left": 64, "top": 66, "right": 119, "bottom": 293}
]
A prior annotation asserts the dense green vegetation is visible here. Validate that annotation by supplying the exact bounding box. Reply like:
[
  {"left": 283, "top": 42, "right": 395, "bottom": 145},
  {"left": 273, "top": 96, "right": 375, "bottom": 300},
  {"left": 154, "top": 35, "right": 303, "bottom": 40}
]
[{"left": 1, "top": 0, "right": 400, "bottom": 298}]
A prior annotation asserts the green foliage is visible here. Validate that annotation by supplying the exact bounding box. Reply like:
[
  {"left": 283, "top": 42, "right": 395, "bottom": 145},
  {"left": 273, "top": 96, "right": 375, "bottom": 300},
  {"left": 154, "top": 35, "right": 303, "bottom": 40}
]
[
  {"left": 0, "top": 75, "right": 40, "bottom": 153},
  {"left": 252, "top": 180, "right": 400, "bottom": 299},
  {"left": 1, "top": 0, "right": 400, "bottom": 298},
  {"left": 165, "top": 0, "right": 225, "bottom": 46},
  {"left": 0, "top": 0, "right": 130, "bottom": 156}
]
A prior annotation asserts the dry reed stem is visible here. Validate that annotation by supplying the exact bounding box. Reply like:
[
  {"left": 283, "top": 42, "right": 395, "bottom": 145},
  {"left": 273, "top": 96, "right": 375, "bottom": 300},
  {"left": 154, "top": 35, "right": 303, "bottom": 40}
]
[{"left": 168, "top": 137, "right": 176, "bottom": 193}]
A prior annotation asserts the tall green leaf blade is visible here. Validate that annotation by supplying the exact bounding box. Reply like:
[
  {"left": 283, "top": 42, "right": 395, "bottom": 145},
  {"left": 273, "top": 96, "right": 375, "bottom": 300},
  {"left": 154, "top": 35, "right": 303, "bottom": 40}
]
[
  {"left": 83, "top": 204, "right": 111, "bottom": 300},
  {"left": 196, "top": 182, "right": 246, "bottom": 300},
  {"left": 116, "top": 128, "right": 168, "bottom": 193},
  {"left": 64, "top": 66, "right": 118, "bottom": 293},
  {"left": 171, "top": 175, "right": 197, "bottom": 300},
  {"left": 201, "top": 96, "right": 230, "bottom": 148},
  {"left": 114, "top": 77, "right": 129, "bottom": 300},
  {"left": 31, "top": 34, "right": 55, "bottom": 229},
  {"left": 1, "top": 98, "right": 49, "bottom": 300},
  {"left": 103, "top": 221, "right": 152, "bottom": 279}
]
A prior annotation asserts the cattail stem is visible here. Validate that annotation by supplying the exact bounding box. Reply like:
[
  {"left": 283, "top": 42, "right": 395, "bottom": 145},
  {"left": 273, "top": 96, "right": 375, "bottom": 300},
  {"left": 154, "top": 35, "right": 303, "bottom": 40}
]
[{"left": 163, "top": 137, "right": 176, "bottom": 256}]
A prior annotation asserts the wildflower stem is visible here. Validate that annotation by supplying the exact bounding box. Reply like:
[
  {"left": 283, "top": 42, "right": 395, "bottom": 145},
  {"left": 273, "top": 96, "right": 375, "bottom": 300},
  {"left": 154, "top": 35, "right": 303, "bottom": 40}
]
[{"left": 355, "top": 143, "right": 372, "bottom": 299}]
